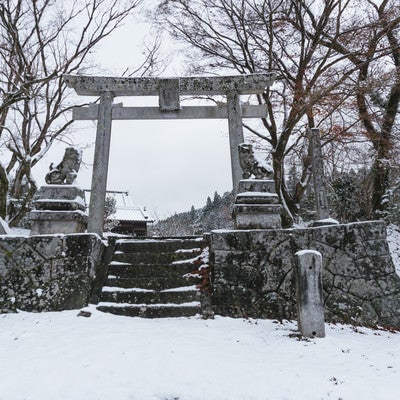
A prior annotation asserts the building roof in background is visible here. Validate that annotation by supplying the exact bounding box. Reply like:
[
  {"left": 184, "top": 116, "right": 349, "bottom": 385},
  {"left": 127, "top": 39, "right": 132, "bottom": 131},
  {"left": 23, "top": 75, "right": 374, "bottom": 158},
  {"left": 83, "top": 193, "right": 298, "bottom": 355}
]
[{"left": 84, "top": 190, "right": 153, "bottom": 223}]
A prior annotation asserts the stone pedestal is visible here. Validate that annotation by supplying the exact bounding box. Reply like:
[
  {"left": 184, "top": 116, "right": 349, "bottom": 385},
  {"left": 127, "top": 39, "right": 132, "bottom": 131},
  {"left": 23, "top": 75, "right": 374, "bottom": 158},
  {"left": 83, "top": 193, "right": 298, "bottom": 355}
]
[
  {"left": 29, "top": 185, "right": 87, "bottom": 235},
  {"left": 232, "top": 179, "right": 282, "bottom": 229}
]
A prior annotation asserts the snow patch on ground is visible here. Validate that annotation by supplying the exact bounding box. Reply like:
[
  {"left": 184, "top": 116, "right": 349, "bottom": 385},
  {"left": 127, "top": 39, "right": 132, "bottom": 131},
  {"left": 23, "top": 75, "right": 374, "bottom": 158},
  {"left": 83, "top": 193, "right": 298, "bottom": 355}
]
[
  {"left": 161, "top": 285, "right": 198, "bottom": 293},
  {"left": 0, "top": 310, "right": 399, "bottom": 400},
  {"left": 8, "top": 226, "right": 30, "bottom": 236},
  {"left": 102, "top": 287, "right": 155, "bottom": 293}
]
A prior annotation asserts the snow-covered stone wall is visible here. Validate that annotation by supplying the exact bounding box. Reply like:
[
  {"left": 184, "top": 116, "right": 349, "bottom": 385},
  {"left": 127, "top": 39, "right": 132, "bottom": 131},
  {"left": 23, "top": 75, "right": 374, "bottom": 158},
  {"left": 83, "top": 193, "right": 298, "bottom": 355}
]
[
  {"left": 0, "top": 234, "right": 106, "bottom": 312},
  {"left": 211, "top": 221, "right": 400, "bottom": 328}
]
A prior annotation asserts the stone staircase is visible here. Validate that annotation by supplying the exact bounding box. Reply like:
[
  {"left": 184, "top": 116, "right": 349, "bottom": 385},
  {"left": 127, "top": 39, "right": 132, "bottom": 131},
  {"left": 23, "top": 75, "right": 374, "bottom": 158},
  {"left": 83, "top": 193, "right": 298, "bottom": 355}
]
[{"left": 96, "top": 237, "right": 210, "bottom": 318}]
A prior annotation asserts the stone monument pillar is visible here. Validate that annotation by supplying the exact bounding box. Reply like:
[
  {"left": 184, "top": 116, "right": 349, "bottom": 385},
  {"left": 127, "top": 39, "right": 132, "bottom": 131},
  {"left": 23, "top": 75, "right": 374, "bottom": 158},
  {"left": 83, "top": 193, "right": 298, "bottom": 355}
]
[
  {"left": 232, "top": 144, "right": 282, "bottom": 229},
  {"left": 308, "top": 127, "right": 338, "bottom": 227},
  {"left": 29, "top": 147, "right": 88, "bottom": 235}
]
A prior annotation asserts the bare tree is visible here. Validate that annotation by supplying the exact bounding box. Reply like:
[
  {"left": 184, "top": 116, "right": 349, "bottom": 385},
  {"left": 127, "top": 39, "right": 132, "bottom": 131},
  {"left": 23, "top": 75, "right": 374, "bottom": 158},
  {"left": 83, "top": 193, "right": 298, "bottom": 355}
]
[
  {"left": 297, "top": 0, "right": 400, "bottom": 218},
  {"left": 155, "top": 0, "right": 400, "bottom": 225},
  {"left": 0, "top": 0, "right": 145, "bottom": 225}
]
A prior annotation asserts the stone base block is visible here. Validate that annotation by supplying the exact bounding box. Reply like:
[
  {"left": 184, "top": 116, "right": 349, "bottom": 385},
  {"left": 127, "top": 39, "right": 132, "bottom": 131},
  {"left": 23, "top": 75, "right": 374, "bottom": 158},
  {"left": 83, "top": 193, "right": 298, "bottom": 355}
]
[
  {"left": 235, "top": 192, "right": 279, "bottom": 205},
  {"left": 233, "top": 204, "right": 282, "bottom": 229},
  {"left": 33, "top": 199, "right": 86, "bottom": 211},
  {"left": 36, "top": 185, "right": 85, "bottom": 201},
  {"left": 30, "top": 211, "right": 87, "bottom": 235},
  {"left": 33, "top": 185, "right": 86, "bottom": 212},
  {"left": 238, "top": 179, "right": 275, "bottom": 193}
]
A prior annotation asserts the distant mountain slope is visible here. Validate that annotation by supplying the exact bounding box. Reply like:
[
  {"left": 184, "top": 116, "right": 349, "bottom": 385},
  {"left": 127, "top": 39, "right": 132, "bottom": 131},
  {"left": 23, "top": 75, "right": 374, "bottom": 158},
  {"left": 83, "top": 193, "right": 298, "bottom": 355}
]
[{"left": 152, "top": 191, "right": 234, "bottom": 236}]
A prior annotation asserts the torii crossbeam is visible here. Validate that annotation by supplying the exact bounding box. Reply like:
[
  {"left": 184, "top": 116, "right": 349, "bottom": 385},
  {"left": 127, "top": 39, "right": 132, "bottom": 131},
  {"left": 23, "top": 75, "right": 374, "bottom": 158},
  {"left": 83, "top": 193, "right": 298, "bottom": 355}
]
[{"left": 64, "top": 73, "right": 276, "bottom": 235}]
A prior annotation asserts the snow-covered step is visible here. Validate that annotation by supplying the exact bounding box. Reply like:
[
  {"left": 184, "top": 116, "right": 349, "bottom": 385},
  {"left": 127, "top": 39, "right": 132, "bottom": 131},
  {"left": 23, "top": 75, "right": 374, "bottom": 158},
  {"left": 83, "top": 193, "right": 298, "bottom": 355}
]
[
  {"left": 107, "top": 261, "right": 200, "bottom": 279},
  {"left": 96, "top": 302, "right": 201, "bottom": 318},
  {"left": 100, "top": 285, "right": 201, "bottom": 304},
  {"left": 116, "top": 238, "right": 205, "bottom": 253},
  {"left": 112, "top": 249, "right": 201, "bottom": 265},
  {"left": 97, "top": 237, "right": 210, "bottom": 318},
  {"left": 104, "top": 274, "right": 200, "bottom": 290}
]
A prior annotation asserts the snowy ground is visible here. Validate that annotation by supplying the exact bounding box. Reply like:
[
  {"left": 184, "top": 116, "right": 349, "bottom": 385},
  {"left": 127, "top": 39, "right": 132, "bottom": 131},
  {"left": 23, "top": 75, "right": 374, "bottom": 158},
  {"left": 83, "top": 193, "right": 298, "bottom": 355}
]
[{"left": 0, "top": 308, "right": 399, "bottom": 400}]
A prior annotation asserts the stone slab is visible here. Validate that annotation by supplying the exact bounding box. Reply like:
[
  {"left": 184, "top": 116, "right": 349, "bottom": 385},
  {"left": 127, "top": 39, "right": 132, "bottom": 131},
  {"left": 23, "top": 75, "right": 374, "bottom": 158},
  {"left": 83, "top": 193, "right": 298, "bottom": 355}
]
[
  {"left": 33, "top": 199, "right": 86, "bottom": 212},
  {"left": 235, "top": 192, "right": 279, "bottom": 205}
]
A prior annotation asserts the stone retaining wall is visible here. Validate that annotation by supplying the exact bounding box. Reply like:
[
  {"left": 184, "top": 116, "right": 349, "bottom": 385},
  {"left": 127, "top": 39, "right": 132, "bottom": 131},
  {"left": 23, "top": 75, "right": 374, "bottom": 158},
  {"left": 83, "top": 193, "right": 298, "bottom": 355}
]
[
  {"left": 210, "top": 221, "right": 400, "bottom": 328},
  {"left": 0, "top": 234, "right": 106, "bottom": 312}
]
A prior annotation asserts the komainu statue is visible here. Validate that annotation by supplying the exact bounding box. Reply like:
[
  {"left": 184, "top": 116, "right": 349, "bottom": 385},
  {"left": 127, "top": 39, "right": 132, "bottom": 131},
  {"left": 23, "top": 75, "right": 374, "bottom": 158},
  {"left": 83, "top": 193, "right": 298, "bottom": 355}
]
[
  {"left": 238, "top": 143, "right": 273, "bottom": 179},
  {"left": 45, "top": 147, "right": 82, "bottom": 184}
]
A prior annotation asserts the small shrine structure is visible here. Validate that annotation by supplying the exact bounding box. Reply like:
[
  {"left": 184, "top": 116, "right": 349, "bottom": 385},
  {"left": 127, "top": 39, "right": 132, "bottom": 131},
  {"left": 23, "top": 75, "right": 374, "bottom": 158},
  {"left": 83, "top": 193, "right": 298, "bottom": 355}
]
[{"left": 84, "top": 190, "right": 153, "bottom": 237}]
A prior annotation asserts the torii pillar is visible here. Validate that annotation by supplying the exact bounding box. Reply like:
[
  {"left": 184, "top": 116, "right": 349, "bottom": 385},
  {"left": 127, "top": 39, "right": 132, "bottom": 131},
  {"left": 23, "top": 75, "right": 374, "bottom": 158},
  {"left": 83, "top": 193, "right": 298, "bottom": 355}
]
[{"left": 64, "top": 73, "right": 276, "bottom": 235}]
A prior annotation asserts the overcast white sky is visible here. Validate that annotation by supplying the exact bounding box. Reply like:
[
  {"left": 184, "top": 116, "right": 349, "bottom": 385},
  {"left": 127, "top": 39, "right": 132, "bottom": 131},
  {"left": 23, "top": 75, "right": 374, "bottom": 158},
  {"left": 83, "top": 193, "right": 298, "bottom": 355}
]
[{"left": 34, "top": 10, "right": 236, "bottom": 219}]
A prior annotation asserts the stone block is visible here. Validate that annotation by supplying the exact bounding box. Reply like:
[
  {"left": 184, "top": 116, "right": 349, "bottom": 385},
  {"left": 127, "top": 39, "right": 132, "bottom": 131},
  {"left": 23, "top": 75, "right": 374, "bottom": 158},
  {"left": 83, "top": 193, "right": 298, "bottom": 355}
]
[
  {"left": 30, "top": 211, "right": 87, "bottom": 235},
  {"left": 233, "top": 179, "right": 282, "bottom": 230},
  {"left": 354, "top": 256, "right": 390, "bottom": 278},
  {"left": 233, "top": 204, "right": 282, "bottom": 229},
  {"left": 235, "top": 192, "right": 279, "bottom": 204},
  {"left": 33, "top": 184, "right": 86, "bottom": 212},
  {"left": 25, "top": 235, "right": 64, "bottom": 259},
  {"left": 35, "top": 185, "right": 86, "bottom": 201},
  {"left": 33, "top": 199, "right": 86, "bottom": 211},
  {"left": 333, "top": 275, "right": 353, "bottom": 292},
  {"left": 238, "top": 179, "right": 275, "bottom": 193}
]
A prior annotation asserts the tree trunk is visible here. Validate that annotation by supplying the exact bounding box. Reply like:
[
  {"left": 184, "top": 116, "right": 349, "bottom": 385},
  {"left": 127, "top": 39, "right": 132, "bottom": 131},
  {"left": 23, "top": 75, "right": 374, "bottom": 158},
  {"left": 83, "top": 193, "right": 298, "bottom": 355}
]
[
  {"left": 8, "top": 163, "right": 37, "bottom": 227},
  {"left": 8, "top": 183, "right": 37, "bottom": 227},
  {"left": 272, "top": 152, "right": 296, "bottom": 228},
  {"left": 0, "top": 163, "right": 8, "bottom": 219},
  {"left": 370, "top": 156, "right": 390, "bottom": 219}
]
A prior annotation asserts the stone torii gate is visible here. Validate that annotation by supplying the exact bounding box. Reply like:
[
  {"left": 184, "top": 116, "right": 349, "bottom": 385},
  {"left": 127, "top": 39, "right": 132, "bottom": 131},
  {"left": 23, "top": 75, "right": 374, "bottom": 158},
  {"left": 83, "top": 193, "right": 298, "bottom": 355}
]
[{"left": 64, "top": 73, "right": 276, "bottom": 235}]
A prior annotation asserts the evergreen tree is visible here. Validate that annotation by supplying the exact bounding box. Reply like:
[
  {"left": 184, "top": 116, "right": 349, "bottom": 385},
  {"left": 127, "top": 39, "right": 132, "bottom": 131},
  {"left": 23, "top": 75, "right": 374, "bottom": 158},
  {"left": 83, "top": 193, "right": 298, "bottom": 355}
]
[
  {"left": 204, "top": 196, "right": 213, "bottom": 211},
  {"left": 213, "top": 191, "right": 222, "bottom": 207}
]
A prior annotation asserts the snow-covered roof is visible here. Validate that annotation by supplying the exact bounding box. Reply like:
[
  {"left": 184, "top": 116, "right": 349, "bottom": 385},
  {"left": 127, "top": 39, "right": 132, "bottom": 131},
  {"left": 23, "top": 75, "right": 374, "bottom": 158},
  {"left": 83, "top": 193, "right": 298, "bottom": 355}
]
[
  {"left": 113, "top": 207, "right": 152, "bottom": 222},
  {"left": 84, "top": 190, "right": 153, "bottom": 223}
]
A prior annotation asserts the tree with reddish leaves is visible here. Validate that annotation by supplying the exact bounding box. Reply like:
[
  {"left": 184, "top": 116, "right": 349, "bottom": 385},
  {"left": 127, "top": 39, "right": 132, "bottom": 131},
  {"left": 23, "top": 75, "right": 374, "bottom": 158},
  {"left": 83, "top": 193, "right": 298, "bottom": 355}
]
[
  {"left": 302, "top": 0, "right": 400, "bottom": 218},
  {"left": 155, "top": 0, "right": 400, "bottom": 224}
]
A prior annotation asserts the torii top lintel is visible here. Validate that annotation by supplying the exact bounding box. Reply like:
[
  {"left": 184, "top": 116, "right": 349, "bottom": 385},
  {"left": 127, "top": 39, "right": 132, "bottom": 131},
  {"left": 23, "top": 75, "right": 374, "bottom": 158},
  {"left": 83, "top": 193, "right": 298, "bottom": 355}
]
[{"left": 64, "top": 73, "right": 276, "bottom": 96}]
